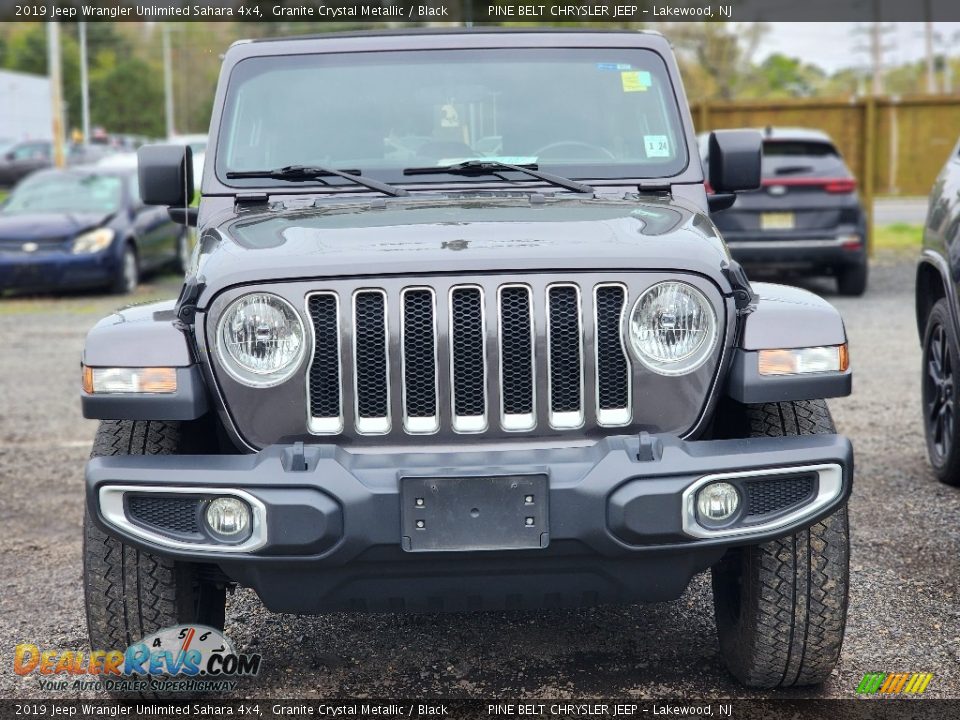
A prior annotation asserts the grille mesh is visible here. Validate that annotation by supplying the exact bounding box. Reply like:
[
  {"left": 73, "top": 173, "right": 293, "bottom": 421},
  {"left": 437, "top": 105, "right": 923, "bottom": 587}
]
[
  {"left": 354, "top": 291, "right": 388, "bottom": 419},
  {"left": 595, "top": 286, "right": 629, "bottom": 411},
  {"left": 127, "top": 495, "right": 200, "bottom": 535},
  {"left": 745, "top": 475, "right": 815, "bottom": 516},
  {"left": 548, "top": 286, "right": 582, "bottom": 414},
  {"left": 403, "top": 289, "right": 437, "bottom": 418},
  {"left": 451, "top": 287, "right": 485, "bottom": 417},
  {"left": 308, "top": 294, "right": 341, "bottom": 419},
  {"left": 500, "top": 286, "right": 534, "bottom": 416}
]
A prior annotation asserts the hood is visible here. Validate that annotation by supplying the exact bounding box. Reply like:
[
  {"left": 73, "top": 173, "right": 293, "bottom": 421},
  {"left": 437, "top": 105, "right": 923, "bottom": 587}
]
[
  {"left": 0, "top": 212, "right": 111, "bottom": 243},
  {"left": 195, "top": 195, "right": 733, "bottom": 304}
]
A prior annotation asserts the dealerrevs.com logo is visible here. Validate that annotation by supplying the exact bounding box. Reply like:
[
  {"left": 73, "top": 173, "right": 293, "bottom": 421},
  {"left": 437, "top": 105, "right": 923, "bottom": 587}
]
[
  {"left": 14, "top": 624, "right": 261, "bottom": 693},
  {"left": 856, "top": 672, "right": 935, "bottom": 696}
]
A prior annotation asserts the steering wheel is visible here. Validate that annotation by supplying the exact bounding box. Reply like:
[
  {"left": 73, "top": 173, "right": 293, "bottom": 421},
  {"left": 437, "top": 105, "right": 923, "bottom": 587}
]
[{"left": 533, "top": 140, "right": 616, "bottom": 161}]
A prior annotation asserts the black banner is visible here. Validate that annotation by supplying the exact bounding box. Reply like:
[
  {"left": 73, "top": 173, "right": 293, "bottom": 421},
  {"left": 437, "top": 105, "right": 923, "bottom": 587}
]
[
  {"left": 2, "top": 0, "right": 960, "bottom": 23},
  {"left": 1, "top": 699, "right": 958, "bottom": 720}
]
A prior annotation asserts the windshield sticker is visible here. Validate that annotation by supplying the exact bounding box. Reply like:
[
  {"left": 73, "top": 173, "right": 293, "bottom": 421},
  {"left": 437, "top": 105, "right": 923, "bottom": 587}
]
[
  {"left": 644, "top": 135, "right": 671, "bottom": 158},
  {"left": 597, "top": 62, "right": 632, "bottom": 71},
  {"left": 621, "top": 70, "right": 652, "bottom": 92}
]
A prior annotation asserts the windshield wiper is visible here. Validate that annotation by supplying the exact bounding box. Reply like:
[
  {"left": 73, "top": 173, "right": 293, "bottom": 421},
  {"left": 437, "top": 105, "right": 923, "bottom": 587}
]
[
  {"left": 226, "top": 165, "right": 409, "bottom": 197},
  {"left": 403, "top": 160, "right": 594, "bottom": 195}
]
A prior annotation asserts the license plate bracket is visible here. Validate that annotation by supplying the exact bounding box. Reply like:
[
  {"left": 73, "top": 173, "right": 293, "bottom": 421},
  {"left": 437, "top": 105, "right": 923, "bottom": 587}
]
[{"left": 400, "top": 474, "right": 549, "bottom": 552}]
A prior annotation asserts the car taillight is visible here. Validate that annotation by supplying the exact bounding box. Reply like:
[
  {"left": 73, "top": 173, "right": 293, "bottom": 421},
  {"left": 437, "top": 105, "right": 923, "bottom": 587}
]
[
  {"left": 761, "top": 177, "right": 857, "bottom": 193},
  {"left": 823, "top": 178, "right": 857, "bottom": 193},
  {"left": 704, "top": 180, "right": 714, "bottom": 195}
]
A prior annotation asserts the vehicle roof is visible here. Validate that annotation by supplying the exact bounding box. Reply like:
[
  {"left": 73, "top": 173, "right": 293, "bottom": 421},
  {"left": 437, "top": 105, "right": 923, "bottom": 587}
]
[
  {"left": 25, "top": 165, "right": 134, "bottom": 179},
  {"left": 758, "top": 127, "right": 835, "bottom": 143},
  {"left": 227, "top": 28, "right": 671, "bottom": 57},
  {"left": 239, "top": 27, "right": 662, "bottom": 46}
]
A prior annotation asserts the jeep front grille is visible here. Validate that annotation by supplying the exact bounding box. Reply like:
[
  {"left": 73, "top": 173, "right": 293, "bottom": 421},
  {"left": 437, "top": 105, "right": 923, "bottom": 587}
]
[{"left": 306, "top": 278, "right": 634, "bottom": 438}]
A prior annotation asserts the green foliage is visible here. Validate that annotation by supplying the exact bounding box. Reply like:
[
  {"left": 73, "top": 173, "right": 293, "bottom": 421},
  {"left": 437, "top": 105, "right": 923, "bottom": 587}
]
[{"left": 873, "top": 223, "right": 922, "bottom": 251}]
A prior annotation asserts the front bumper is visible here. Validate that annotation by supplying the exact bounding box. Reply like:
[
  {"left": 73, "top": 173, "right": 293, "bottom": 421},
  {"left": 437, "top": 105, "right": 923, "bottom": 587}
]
[
  {"left": 0, "top": 251, "right": 116, "bottom": 292},
  {"left": 86, "top": 433, "right": 852, "bottom": 612}
]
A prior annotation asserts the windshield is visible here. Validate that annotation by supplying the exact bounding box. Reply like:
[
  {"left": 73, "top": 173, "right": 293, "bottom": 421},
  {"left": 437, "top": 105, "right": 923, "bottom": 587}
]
[
  {"left": 217, "top": 48, "right": 688, "bottom": 187},
  {"left": 3, "top": 172, "right": 123, "bottom": 214}
]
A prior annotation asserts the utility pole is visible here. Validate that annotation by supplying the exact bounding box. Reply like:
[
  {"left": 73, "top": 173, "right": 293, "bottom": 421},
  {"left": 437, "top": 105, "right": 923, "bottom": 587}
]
[
  {"left": 79, "top": 22, "right": 90, "bottom": 148},
  {"left": 162, "top": 23, "right": 175, "bottom": 138},
  {"left": 47, "top": 21, "right": 65, "bottom": 168},
  {"left": 924, "top": 0, "right": 936, "bottom": 93}
]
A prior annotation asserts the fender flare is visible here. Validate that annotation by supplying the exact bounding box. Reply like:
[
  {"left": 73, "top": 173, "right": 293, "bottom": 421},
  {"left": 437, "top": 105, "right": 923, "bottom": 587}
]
[
  {"left": 726, "top": 283, "right": 851, "bottom": 404},
  {"left": 81, "top": 300, "right": 209, "bottom": 420}
]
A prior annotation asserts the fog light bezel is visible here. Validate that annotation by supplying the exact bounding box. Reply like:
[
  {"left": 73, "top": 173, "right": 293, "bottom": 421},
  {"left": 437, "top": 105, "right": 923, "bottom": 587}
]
[
  {"left": 680, "top": 464, "right": 844, "bottom": 540},
  {"left": 99, "top": 485, "right": 267, "bottom": 553}
]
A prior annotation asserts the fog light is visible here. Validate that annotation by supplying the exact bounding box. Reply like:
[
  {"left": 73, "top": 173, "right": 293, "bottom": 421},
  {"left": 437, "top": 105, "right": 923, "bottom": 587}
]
[
  {"left": 696, "top": 482, "right": 740, "bottom": 523},
  {"left": 205, "top": 497, "right": 251, "bottom": 538}
]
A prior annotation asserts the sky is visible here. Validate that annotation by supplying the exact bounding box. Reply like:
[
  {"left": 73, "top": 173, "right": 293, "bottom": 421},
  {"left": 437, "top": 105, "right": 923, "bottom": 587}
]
[{"left": 755, "top": 22, "right": 960, "bottom": 73}]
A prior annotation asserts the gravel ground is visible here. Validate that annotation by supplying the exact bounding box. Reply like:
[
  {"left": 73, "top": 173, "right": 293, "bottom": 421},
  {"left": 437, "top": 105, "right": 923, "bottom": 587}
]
[{"left": 1, "top": 253, "right": 959, "bottom": 701}]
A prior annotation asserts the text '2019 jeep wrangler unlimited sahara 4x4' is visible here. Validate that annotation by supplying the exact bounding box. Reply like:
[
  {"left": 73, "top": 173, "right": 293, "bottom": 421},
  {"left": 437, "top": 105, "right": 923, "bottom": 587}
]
[{"left": 80, "top": 30, "right": 853, "bottom": 688}]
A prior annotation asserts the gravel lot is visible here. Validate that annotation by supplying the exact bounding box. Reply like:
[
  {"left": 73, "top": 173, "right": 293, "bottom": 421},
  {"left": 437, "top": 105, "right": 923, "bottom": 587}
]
[{"left": 2, "top": 253, "right": 959, "bottom": 701}]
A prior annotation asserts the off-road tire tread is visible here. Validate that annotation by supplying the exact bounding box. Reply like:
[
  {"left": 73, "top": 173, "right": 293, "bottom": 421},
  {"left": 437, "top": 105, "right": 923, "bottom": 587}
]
[
  {"left": 84, "top": 421, "right": 197, "bottom": 652},
  {"left": 712, "top": 400, "right": 850, "bottom": 688}
]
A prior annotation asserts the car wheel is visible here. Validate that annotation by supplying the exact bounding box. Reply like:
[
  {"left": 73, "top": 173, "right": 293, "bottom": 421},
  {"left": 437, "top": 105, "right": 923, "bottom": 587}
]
[
  {"left": 712, "top": 400, "right": 849, "bottom": 687},
  {"left": 836, "top": 260, "right": 868, "bottom": 296},
  {"left": 111, "top": 244, "right": 139, "bottom": 294},
  {"left": 921, "top": 298, "right": 960, "bottom": 485},
  {"left": 174, "top": 230, "right": 192, "bottom": 275},
  {"left": 84, "top": 420, "right": 227, "bottom": 695}
]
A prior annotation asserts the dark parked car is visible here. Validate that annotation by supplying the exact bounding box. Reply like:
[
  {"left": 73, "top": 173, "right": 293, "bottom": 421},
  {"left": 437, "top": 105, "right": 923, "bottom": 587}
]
[
  {"left": 0, "top": 167, "right": 189, "bottom": 294},
  {"left": 702, "top": 127, "right": 869, "bottom": 296},
  {"left": 0, "top": 138, "right": 52, "bottom": 188},
  {"left": 917, "top": 137, "right": 960, "bottom": 484},
  {"left": 80, "top": 30, "right": 854, "bottom": 689}
]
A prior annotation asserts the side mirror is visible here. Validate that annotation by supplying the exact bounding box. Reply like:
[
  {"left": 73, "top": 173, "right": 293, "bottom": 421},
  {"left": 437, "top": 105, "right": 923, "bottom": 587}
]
[
  {"left": 137, "top": 144, "right": 194, "bottom": 208},
  {"left": 707, "top": 130, "right": 762, "bottom": 211}
]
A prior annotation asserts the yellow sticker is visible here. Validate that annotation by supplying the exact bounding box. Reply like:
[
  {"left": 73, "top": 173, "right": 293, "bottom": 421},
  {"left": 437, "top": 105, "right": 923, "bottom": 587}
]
[{"left": 621, "top": 70, "right": 652, "bottom": 92}]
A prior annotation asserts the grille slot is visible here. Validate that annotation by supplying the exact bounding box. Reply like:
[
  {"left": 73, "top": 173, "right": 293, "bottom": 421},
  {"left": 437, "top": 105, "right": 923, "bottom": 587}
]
[
  {"left": 127, "top": 495, "right": 201, "bottom": 536},
  {"left": 745, "top": 474, "right": 816, "bottom": 517},
  {"left": 450, "top": 286, "right": 487, "bottom": 432},
  {"left": 499, "top": 285, "right": 536, "bottom": 431},
  {"left": 594, "top": 284, "right": 631, "bottom": 426},
  {"left": 401, "top": 288, "right": 439, "bottom": 433},
  {"left": 353, "top": 290, "right": 390, "bottom": 434},
  {"left": 308, "top": 293, "right": 342, "bottom": 433},
  {"left": 547, "top": 284, "right": 584, "bottom": 428}
]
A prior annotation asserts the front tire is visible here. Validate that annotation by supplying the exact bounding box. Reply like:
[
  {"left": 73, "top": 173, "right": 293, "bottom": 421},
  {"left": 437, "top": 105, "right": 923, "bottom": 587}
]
[
  {"left": 711, "top": 400, "right": 850, "bottom": 687},
  {"left": 921, "top": 298, "right": 960, "bottom": 485},
  {"left": 83, "top": 421, "right": 226, "bottom": 662}
]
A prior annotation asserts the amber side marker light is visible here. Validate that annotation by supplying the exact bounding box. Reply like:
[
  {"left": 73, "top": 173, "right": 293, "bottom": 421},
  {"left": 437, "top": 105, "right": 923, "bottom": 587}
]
[
  {"left": 82, "top": 366, "right": 178, "bottom": 394},
  {"left": 758, "top": 344, "right": 849, "bottom": 376}
]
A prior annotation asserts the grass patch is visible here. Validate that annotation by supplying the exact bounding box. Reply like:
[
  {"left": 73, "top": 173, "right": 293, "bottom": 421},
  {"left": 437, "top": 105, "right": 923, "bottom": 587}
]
[{"left": 873, "top": 223, "right": 922, "bottom": 251}]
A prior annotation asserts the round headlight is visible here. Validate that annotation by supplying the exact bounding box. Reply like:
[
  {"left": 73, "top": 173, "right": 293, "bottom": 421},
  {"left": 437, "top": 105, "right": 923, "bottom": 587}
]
[
  {"left": 217, "top": 293, "right": 305, "bottom": 387},
  {"left": 628, "top": 281, "right": 718, "bottom": 376}
]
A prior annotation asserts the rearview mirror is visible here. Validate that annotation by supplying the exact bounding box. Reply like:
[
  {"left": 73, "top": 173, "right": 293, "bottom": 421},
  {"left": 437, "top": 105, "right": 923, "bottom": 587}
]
[
  {"left": 707, "top": 130, "right": 762, "bottom": 211},
  {"left": 137, "top": 144, "right": 194, "bottom": 208}
]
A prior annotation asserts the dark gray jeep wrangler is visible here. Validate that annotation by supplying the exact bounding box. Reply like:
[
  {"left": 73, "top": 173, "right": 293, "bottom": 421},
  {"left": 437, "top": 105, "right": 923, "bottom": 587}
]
[{"left": 80, "top": 30, "right": 853, "bottom": 688}]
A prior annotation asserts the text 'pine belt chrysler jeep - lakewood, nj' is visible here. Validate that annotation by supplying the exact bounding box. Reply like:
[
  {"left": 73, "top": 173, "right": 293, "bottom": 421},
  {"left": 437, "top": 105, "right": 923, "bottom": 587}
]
[{"left": 79, "top": 30, "right": 854, "bottom": 689}]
